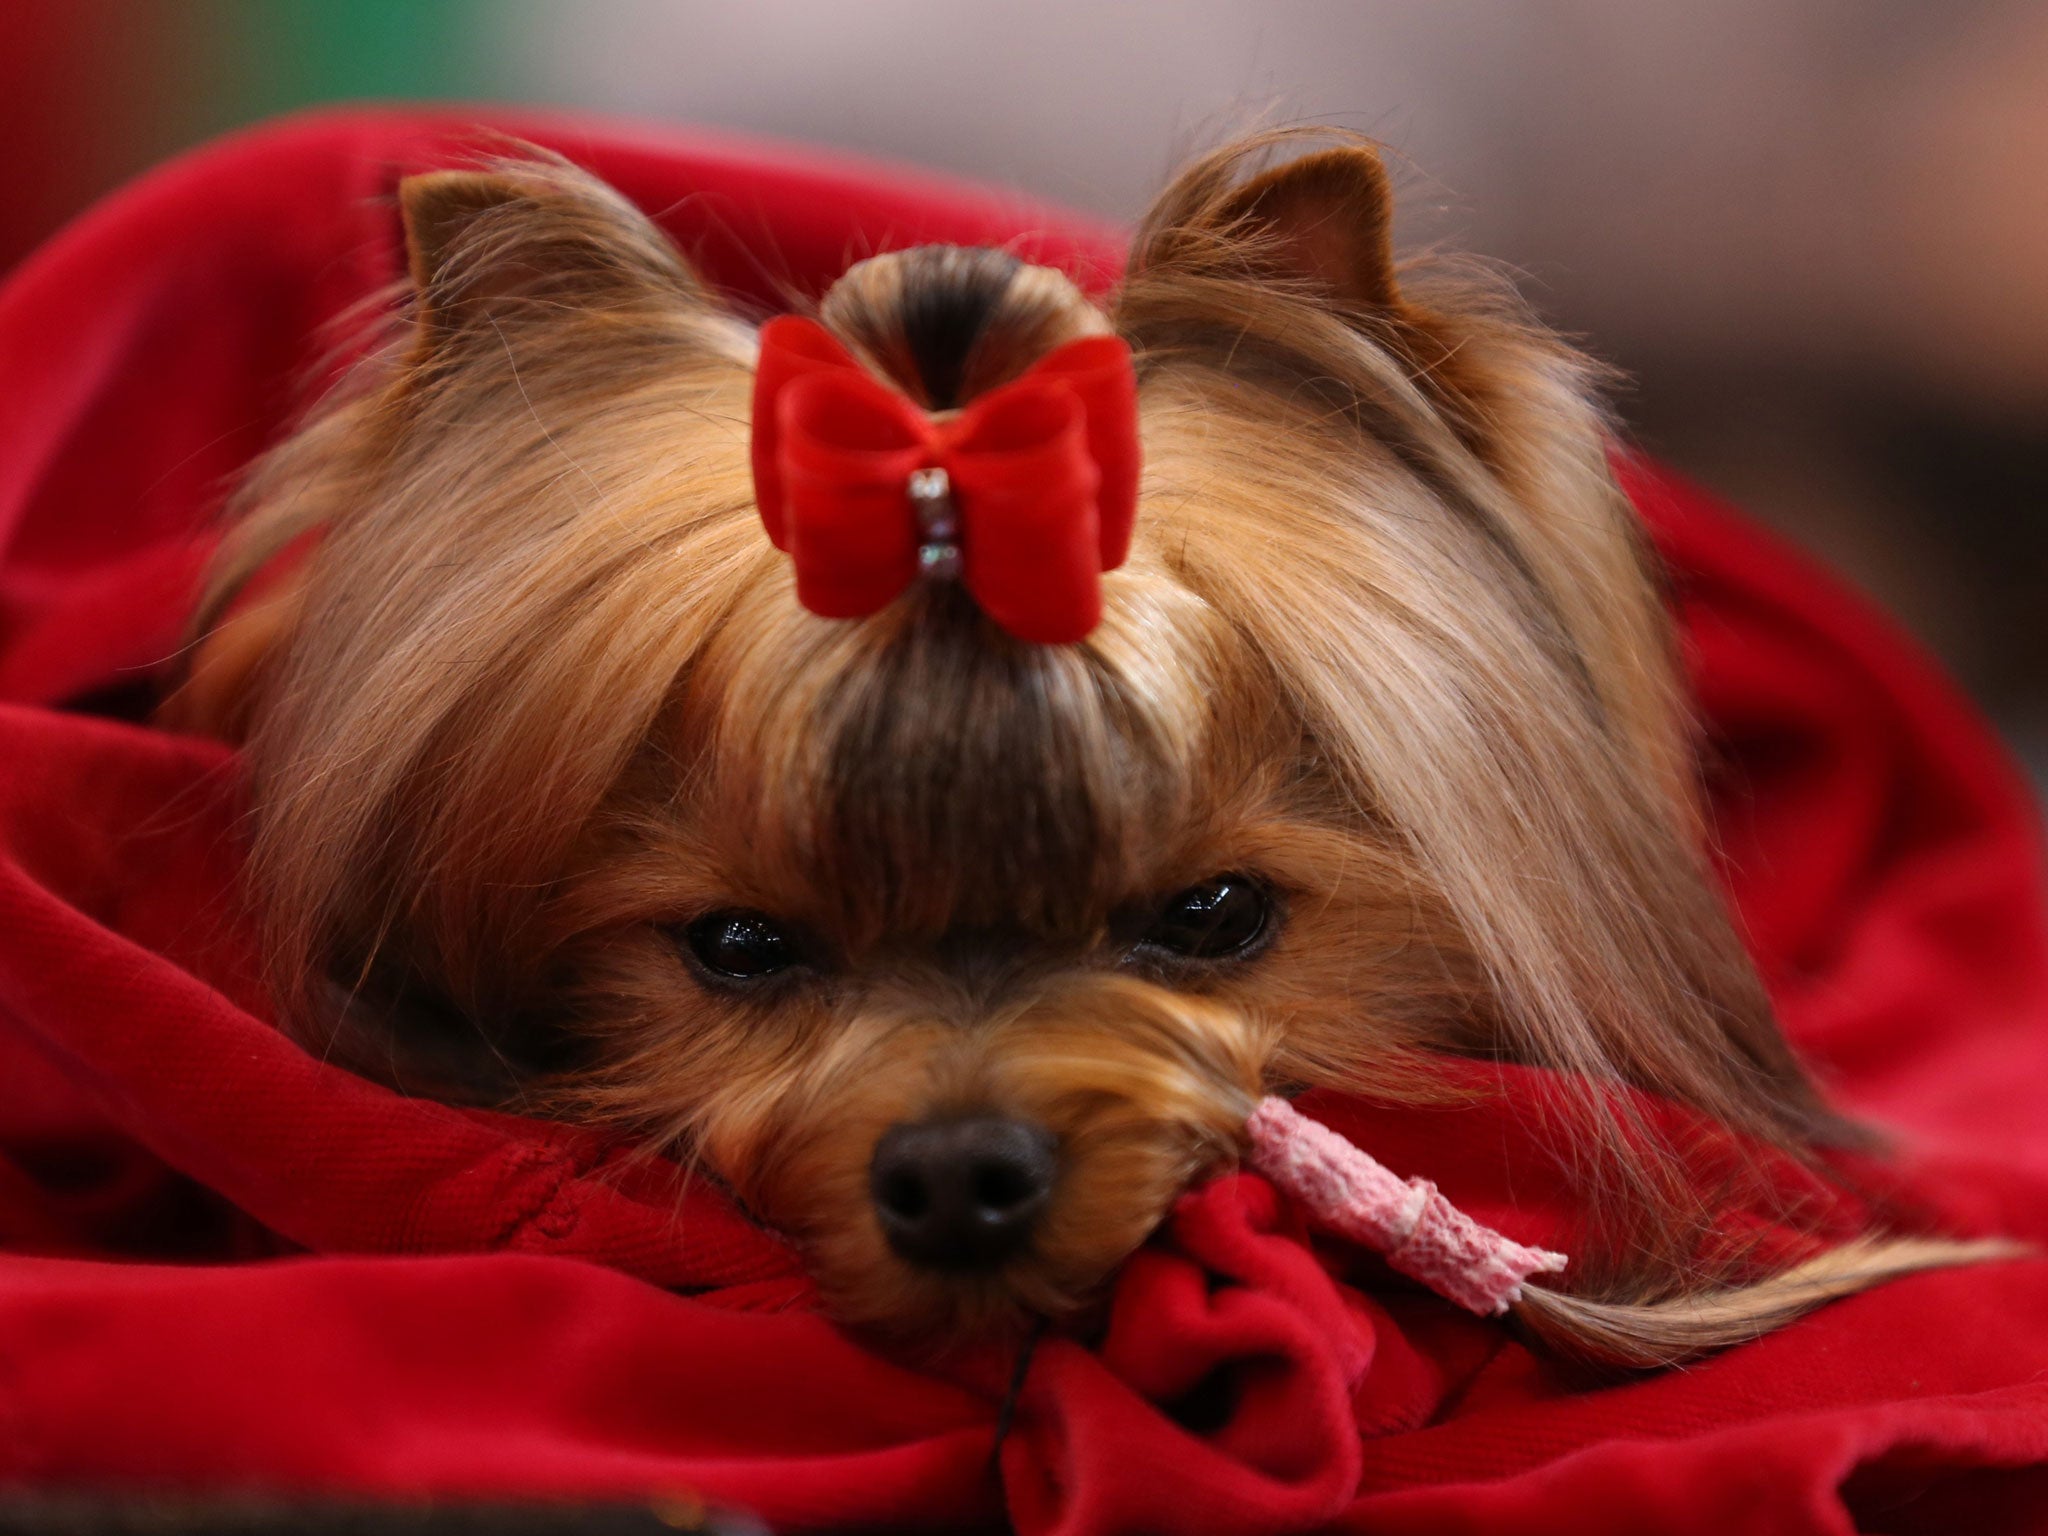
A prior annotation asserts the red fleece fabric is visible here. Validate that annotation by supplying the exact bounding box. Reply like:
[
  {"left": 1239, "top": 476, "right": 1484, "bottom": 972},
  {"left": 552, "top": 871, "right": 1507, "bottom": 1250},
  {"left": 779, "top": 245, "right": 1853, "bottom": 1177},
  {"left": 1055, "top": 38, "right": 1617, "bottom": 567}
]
[{"left": 2, "top": 109, "right": 2046, "bottom": 1535}]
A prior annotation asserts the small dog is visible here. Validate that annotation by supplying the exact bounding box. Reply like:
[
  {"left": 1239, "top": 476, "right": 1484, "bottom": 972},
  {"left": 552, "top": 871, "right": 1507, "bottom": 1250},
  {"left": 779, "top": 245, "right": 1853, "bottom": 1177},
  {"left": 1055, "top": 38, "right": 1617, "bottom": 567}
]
[{"left": 172, "top": 130, "right": 1973, "bottom": 1362}]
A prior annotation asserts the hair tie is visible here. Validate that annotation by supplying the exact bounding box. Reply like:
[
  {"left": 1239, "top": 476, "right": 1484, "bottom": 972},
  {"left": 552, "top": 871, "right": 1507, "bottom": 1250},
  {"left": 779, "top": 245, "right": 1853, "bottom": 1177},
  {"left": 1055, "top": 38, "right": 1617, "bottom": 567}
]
[
  {"left": 750, "top": 315, "right": 1139, "bottom": 645},
  {"left": 1246, "top": 1096, "right": 1569, "bottom": 1316}
]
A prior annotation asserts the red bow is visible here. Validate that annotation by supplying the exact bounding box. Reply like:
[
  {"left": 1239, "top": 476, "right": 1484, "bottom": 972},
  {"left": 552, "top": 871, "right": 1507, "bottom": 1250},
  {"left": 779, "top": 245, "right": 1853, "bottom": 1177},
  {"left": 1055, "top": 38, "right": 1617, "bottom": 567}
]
[{"left": 750, "top": 314, "right": 1140, "bottom": 645}]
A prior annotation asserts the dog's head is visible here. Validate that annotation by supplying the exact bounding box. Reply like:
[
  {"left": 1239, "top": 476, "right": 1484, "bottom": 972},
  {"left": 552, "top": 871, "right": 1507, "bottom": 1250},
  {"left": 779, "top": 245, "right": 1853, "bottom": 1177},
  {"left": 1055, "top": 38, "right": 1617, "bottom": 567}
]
[{"left": 178, "top": 133, "right": 1840, "bottom": 1345}]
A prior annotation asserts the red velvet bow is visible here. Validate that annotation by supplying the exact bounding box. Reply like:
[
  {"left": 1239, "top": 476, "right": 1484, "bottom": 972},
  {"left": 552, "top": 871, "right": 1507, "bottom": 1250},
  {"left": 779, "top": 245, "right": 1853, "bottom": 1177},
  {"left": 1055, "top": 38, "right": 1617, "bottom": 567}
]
[{"left": 750, "top": 314, "right": 1140, "bottom": 644}]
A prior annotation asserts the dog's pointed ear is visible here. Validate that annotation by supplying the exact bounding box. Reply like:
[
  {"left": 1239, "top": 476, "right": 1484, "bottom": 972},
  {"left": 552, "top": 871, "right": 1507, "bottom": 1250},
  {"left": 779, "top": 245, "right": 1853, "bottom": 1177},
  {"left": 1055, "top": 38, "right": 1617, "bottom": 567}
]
[
  {"left": 400, "top": 170, "right": 525, "bottom": 306},
  {"left": 1214, "top": 145, "right": 1402, "bottom": 315},
  {"left": 398, "top": 162, "right": 701, "bottom": 349},
  {"left": 1127, "top": 139, "right": 1412, "bottom": 324}
]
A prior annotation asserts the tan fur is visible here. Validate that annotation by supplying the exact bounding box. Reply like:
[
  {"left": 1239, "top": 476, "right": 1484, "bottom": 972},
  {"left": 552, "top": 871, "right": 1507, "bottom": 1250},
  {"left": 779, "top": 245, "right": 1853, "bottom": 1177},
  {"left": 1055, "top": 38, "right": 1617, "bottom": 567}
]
[{"left": 176, "top": 131, "right": 1993, "bottom": 1358}]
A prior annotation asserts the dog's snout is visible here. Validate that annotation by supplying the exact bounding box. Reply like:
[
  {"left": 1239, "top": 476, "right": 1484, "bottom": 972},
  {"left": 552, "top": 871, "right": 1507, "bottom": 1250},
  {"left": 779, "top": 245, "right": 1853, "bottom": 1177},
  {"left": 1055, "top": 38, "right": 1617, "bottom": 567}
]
[{"left": 869, "top": 1117, "right": 1056, "bottom": 1270}]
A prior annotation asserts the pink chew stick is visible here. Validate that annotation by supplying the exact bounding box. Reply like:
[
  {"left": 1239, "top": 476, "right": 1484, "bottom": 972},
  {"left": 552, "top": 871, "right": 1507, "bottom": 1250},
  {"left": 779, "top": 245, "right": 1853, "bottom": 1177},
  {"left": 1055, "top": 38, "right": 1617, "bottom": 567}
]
[{"left": 1245, "top": 1095, "right": 1568, "bottom": 1316}]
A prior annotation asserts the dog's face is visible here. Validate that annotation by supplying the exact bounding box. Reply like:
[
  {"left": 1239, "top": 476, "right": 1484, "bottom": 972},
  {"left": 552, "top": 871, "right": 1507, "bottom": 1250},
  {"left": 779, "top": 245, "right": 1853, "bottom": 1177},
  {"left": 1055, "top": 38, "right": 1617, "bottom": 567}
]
[
  {"left": 479, "top": 272, "right": 1485, "bottom": 1336},
  {"left": 181, "top": 134, "right": 1834, "bottom": 1346},
  {"left": 552, "top": 545, "right": 1474, "bottom": 1334}
]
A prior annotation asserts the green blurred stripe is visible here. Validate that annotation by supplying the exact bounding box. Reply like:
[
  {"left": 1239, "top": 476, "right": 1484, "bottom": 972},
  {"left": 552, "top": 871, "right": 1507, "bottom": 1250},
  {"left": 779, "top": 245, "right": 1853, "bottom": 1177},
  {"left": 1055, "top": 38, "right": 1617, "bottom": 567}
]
[{"left": 166, "top": 0, "right": 508, "bottom": 142}]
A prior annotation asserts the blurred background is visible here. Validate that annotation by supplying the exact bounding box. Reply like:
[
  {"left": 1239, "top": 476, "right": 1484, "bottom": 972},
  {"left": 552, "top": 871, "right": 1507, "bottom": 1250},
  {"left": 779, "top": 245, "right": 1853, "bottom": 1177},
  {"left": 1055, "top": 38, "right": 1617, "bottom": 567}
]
[{"left": 6, "top": 0, "right": 2046, "bottom": 761}]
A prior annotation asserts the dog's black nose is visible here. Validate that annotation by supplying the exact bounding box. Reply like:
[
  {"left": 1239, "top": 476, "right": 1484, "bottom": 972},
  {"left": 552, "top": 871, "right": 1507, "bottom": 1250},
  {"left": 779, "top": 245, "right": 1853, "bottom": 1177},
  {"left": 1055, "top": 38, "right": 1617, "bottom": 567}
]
[{"left": 869, "top": 1117, "right": 1057, "bottom": 1270}]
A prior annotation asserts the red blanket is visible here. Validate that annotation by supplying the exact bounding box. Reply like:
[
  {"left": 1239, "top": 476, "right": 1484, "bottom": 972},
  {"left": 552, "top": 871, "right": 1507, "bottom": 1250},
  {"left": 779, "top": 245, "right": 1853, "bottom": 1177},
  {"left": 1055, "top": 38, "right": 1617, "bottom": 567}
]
[{"left": 2, "top": 109, "right": 2046, "bottom": 1535}]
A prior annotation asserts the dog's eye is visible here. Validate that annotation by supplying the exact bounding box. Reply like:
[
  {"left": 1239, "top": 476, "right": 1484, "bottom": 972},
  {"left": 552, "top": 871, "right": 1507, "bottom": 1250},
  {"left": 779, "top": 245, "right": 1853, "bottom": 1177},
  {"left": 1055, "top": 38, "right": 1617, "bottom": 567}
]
[
  {"left": 681, "top": 910, "right": 800, "bottom": 981},
  {"left": 1141, "top": 875, "right": 1271, "bottom": 959}
]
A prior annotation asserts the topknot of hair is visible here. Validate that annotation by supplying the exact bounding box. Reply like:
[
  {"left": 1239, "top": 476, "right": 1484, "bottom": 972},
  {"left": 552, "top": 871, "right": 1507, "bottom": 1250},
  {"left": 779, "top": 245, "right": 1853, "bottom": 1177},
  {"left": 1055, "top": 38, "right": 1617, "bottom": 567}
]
[{"left": 819, "top": 245, "right": 1109, "bottom": 410}]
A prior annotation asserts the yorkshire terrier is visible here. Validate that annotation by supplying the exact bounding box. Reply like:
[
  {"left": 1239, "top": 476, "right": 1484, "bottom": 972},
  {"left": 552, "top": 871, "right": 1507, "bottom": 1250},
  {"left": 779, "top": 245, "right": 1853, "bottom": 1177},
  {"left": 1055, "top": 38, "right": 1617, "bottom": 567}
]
[{"left": 170, "top": 130, "right": 1983, "bottom": 1364}]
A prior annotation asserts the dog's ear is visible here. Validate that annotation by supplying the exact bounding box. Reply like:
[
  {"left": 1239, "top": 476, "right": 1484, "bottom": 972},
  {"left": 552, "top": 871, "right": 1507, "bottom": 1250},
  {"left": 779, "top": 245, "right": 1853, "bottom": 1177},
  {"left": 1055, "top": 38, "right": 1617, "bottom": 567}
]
[
  {"left": 1212, "top": 145, "right": 1402, "bottom": 315},
  {"left": 1128, "top": 138, "right": 1407, "bottom": 320},
  {"left": 164, "top": 162, "right": 711, "bottom": 745},
  {"left": 398, "top": 161, "right": 705, "bottom": 352}
]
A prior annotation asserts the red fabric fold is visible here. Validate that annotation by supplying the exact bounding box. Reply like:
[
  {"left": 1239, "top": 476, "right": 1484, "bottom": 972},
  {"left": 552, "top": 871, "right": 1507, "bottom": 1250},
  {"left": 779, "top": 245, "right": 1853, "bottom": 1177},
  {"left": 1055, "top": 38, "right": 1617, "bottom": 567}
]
[{"left": 2, "top": 108, "right": 2047, "bottom": 1534}]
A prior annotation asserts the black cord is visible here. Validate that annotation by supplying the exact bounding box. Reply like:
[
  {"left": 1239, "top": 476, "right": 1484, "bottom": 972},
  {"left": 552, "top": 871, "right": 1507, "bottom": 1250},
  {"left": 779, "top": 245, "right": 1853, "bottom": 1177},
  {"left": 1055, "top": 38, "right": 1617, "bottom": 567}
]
[{"left": 989, "top": 1314, "right": 1050, "bottom": 1471}]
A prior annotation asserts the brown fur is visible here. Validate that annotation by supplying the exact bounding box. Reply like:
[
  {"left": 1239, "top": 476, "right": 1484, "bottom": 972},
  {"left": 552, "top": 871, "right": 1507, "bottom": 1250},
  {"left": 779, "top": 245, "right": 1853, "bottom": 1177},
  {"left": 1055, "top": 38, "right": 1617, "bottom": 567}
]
[{"left": 172, "top": 131, "right": 1993, "bottom": 1361}]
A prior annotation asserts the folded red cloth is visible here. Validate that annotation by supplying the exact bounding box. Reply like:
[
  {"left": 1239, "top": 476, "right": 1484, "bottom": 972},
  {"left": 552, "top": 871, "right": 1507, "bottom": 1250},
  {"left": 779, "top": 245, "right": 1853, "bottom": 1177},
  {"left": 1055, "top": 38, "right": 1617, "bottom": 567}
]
[{"left": 1, "top": 109, "right": 2045, "bottom": 1534}]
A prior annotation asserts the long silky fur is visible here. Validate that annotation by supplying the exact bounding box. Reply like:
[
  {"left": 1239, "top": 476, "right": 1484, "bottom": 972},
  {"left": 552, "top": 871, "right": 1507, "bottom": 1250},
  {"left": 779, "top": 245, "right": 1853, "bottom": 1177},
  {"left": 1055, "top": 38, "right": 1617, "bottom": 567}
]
[{"left": 177, "top": 131, "right": 1998, "bottom": 1362}]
